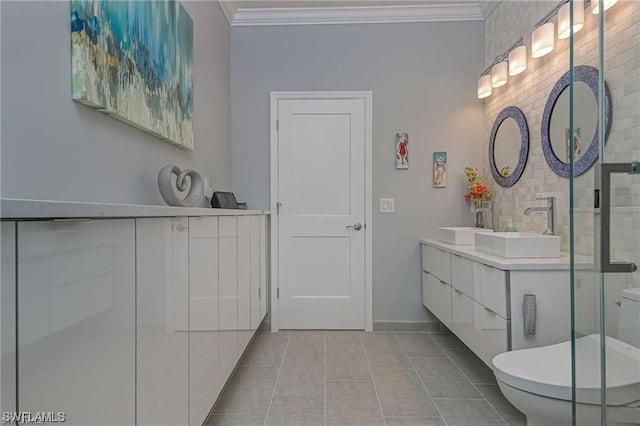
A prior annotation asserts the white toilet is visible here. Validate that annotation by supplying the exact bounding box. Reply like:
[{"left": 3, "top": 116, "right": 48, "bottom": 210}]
[{"left": 493, "top": 288, "right": 640, "bottom": 426}]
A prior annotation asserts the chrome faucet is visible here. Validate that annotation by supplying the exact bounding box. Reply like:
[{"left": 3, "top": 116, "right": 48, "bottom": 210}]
[{"left": 524, "top": 196, "right": 555, "bottom": 235}]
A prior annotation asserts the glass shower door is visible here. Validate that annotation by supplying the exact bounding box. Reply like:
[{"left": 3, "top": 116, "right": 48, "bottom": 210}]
[{"left": 569, "top": 0, "right": 640, "bottom": 424}]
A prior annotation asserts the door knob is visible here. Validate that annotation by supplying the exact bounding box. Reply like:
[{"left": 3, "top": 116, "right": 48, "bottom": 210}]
[{"left": 346, "top": 222, "right": 363, "bottom": 231}]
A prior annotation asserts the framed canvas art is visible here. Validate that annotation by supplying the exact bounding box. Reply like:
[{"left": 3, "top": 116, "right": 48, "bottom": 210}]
[{"left": 71, "top": 0, "right": 194, "bottom": 150}]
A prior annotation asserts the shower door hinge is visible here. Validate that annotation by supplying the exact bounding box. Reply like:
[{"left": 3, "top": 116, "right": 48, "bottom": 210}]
[{"left": 276, "top": 119, "right": 279, "bottom": 132}]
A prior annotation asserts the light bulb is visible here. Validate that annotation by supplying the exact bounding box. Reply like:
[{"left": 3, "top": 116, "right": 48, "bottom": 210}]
[
  {"left": 477, "top": 75, "right": 492, "bottom": 99},
  {"left": 558, "top": 0, "right": 584, "bottom": 39},
  {"left": 491, "top": 62, "right": 509, "bottom": 88},
  {"left": 592, "top": 0, "right": 619, "bottom": 14},
  {"left": 532, "top": 22, "right": 555, "bottom": 58},
  {"left": 509, "top": 46, "right": 527, "bottom": 76}
]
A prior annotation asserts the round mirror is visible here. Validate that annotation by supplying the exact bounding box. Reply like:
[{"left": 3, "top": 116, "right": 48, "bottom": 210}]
[
  {"left": 489, "top": 106, "right": 529, "bottom": 187},
  {"left": 541, "top": 65, "right": 611, "bottom": 177}
]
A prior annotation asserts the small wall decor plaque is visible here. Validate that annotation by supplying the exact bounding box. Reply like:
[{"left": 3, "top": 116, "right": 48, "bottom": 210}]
[
  {"left": 395, "top": 133, "right": 409, "bottom": 169},
  {"left": 433, "top": 152, "right": 447, "bottom": 187}
]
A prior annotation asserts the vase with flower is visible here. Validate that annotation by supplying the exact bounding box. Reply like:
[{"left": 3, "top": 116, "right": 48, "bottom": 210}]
[{"left": 464, "top": 167, "right": 492, "bottom": 228}]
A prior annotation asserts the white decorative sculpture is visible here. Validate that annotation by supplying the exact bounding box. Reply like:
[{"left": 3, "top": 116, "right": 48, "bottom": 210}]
[{"left": 157, "top": 165, "right": 204, "bottom": 207}]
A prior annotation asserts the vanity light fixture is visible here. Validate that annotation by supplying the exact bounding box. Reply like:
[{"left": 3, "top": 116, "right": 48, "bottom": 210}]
[
  {"left": 592, "top": 0, "right": 618, "bottom": 14},
  {"left": 532, "top": 22, "right": 555, "bottom": 58},
  {"left": 477, "top": 74, "right": 493, "bottom": 99},
  {"left": 477, "top": 38, "right": 524, "bottom": 100},
  {"left": 509, "top": 46, "right": 527, "bottom": 76},
  {"left": 492, "top": 62, "right": 509, "bottom": 88}
]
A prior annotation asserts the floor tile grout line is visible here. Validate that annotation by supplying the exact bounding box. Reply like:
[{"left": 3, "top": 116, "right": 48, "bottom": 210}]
[
  {"left": 262, "top": 331, "right": 291, "bottom": 426},
  {"left": 324, "top": 331, "right": 327, "bottom": 426},
  {"left": 470, "top": 383, "right": 511, "bottom": 426},
  {"left": 429, "top": 333, "right": 508, "bottom": 426},
  {"left": 360, "top": 332, "right": 388, "bottom": 426},
  {"left": 392, "top": 331, "right": 449, "bottom": 426}
]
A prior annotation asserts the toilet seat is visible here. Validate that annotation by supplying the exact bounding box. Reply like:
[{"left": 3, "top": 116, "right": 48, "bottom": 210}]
[{"left": 493, "top": 334, "right": 640, "bottom": 406}]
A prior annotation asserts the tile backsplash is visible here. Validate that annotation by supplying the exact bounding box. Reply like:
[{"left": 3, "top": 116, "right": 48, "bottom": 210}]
[{"left": 482, "top": 1, "right": 639, "bottom": 288}]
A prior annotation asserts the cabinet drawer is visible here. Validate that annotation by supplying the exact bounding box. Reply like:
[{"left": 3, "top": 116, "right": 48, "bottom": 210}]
[
  {"left": 422, "top": 271, "right": 451, "bottom": 329},
  {"left": 479, "top": 264, "right": 508, "bottom": 318},
  {"left": 452, "top": 289, "right": 508, "bottom": 368},
  {"left": 421, "top": 244, "right": 451, "bottom": 283},
  {"left": 450, "top": 254, "right": 476, "bottom": 298}
]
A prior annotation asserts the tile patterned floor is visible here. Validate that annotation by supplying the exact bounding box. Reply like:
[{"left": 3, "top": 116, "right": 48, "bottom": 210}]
[{"left": 205, "top": 331, "right": 526, "bottom": 426}]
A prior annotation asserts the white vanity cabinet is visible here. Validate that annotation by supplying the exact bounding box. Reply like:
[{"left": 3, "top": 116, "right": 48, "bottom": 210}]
[
  {"left": 422, "top": 244, "right": 508, "bottom": 367},
  {"left": 421, "top": 239, "right": 579, "bottom": 368},
  {"left": 0, "top": 198, "right": 270, "bottom": 426}
]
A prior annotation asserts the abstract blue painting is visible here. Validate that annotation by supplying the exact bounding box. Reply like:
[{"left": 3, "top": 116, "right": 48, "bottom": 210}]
[{"left": 71, "top": 0, "right": 194, "bottom": 150}]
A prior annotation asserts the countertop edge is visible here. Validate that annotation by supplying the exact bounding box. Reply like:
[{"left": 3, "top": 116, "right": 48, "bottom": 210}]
[
  {"left": 0, "top": 198, "right": 270, "bottom": 219},
  {"left": 420, "top": 238, "right": 593, "bottom": 271}
]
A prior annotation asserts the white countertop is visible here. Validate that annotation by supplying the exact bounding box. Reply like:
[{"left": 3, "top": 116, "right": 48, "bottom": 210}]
[
  {"left": 0, "top": 198, "right": 270, "bottom": 219},
  {"left": 420, "top": 238, "right": 594, "bottom": 271}
]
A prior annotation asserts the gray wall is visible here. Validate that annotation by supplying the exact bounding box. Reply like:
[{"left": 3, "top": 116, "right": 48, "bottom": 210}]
[
  {"left": 1, "top": 0, "right": 231, "bottom": 206},
  {"left": 231, "top": 22, "right": 485, "bottom": 322}
]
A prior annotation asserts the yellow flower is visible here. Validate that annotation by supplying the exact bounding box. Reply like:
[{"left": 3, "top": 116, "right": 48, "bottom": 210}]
[{"left": 464, "top": 167, "right": 492, "bottom": 202}]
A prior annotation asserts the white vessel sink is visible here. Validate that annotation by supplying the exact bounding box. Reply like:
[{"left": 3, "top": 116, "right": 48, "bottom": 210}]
[
  {"left": 474, "top": 232, "right": 561, "bottom": 258},
  {"left": 439, "top": 227, "right": 494, "bottom": 245}
]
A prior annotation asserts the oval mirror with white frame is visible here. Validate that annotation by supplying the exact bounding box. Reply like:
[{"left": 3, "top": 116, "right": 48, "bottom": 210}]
[
  {"left": 541, "top": 65, "right": 611, "bottom": 177},
  {"left": 489, "top": 106, "right": 530, "bottom": 187}
]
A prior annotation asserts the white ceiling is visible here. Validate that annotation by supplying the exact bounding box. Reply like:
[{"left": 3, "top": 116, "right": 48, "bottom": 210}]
[{"left": 218, "top": 0, "right": 495, "bottom": 26}]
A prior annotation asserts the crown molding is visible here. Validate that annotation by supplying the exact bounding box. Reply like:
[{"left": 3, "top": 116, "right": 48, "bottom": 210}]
[
  {"left": 229, "top": 3, "right": 483, "bottom": 26},
  {"left": 479, "top": 1, "right": 499, "bottom": 19},
  {"left": 218, "top": 1, "right": 236, "bottom": 25}
]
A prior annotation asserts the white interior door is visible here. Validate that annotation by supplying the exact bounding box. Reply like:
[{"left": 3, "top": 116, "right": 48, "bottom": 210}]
[{"left": 276, "top": 95, "right": 368, "bottom": 329}]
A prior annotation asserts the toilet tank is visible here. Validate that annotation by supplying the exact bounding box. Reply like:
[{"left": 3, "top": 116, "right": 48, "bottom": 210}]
[{"left": 619, "top": 287, "right": 640, "bottom": 348}]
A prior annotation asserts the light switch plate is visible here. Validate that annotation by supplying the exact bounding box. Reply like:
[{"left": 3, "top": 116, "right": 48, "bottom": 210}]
[{"left": 380, "top": 198, "right": 395, "bottom": 213}]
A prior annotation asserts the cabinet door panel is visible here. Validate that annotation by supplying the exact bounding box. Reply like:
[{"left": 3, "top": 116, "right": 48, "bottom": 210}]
[
  {"left": 421, "top": 244, "right": 451, "bottom": 283},
  {"left": 1, "top": 222, "right": 16, "bottom": 415},
  {"left": 136, "top": 218, "right": 189, "bottom": 426},
  {"left": 452, "top": 289, "right": 507, "bottom": 368},
  {"left": 218, "top": 216, "right": 238, "bottom": 387},
  {"left": 249, "top": 216, "right": 261, "bottom": 331},
  {"left": 259, "top": 216, "right": 269, "bottom": 321},
  {"left": 479, "top": 264, "right": 507, "bottom": 318},
  {"left": 188, "top": 217, "right": 220, "bottom": 426},
  {"left": 422, "top": 271, "right": 452, "bottom": 328},
  {"left": 237, "top": 216, "right": 252, "bottom": 355},
  {"left": 450, "top": 254, "right": 476, "bottom": 298},
  {"left": 18, "top": 220, "right": 135, "bottom": 425}
]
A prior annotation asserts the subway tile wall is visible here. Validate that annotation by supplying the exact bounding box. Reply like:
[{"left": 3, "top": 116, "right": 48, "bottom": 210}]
[{"left": 482, "top": 1, "right": 639, "bottom": 288}]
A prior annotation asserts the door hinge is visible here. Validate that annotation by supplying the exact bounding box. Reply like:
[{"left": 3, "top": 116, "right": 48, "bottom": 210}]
[
  {"left": 277, "top": 287, "right": 280, "bottom": 299},
  {"left": 258, "top": 287, "right": 261, "bottom": 299},
  {"left": 276, "top": 119, "right": 279, "bottom": 132},
  {"left": 276, "top": 202, "right": 282, "bottom": 214}
]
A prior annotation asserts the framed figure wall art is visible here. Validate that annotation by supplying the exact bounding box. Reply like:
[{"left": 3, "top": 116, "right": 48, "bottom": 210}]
[
  {"left": 433, "top": 152, "right": 447, "bottom": 187},
  {"left": 395, "top": 133, "right": 409, "bottom": 169}
]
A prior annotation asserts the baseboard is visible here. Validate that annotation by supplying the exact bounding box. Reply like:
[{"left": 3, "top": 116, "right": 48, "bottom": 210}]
[
  {"left": 259, "top": 320, "right": 444, "bottom": 332},
  {"left": 372, "top": 321, "right": 443, "bottom": 332}
]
